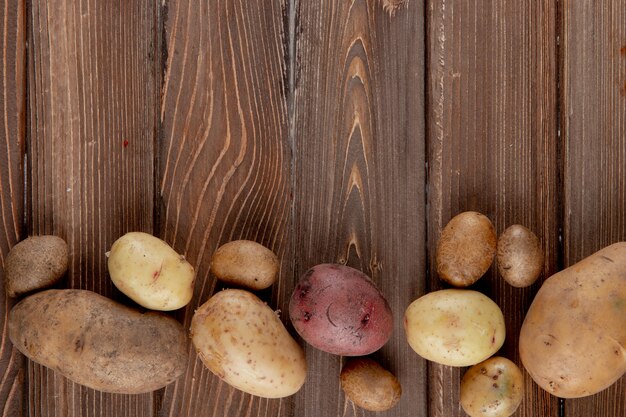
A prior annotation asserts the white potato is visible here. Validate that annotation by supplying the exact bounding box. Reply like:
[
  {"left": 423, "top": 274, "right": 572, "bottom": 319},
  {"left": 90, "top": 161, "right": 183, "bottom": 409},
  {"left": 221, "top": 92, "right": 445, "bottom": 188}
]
[
  {"left": 107, "top": 232, "right": 195, "bottom": 311},
  {"left": 404, "top": 289, "right": 505, "bottom": 366},
  {"left": 191, "top": 289, "right": 307, "bottom": 398}
]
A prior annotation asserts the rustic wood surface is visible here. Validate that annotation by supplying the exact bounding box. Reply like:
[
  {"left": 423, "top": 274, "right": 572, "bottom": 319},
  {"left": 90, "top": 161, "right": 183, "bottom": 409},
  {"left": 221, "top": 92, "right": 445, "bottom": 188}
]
[
  {"left": 0, "top": 0, "right": 623, "bottom": 416},
  {"left": 562, "top": 0, "right": 626, "bottom": 416}
]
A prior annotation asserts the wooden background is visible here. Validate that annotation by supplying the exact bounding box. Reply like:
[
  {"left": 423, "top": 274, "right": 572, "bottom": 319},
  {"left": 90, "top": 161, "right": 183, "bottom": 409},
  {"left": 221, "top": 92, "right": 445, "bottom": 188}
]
[{"left": 0, "top": 0, "right": 624, "bottom": 416}]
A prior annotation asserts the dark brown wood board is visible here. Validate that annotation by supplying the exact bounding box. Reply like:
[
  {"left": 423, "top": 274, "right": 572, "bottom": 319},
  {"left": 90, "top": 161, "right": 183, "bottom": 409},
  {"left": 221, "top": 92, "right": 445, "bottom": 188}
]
[
  {"left": 26, "top": 0, "right": 159, "bottom": 416},
  {"left": 0, "top": 0, "right": 26, "bottom": 416},
  {"left": 292, "top": 1, "right": 426, "bottom": 416},
  {"left": 156, "top": 0, "right": 294, "bottom": 416},
  {"left": 562, "top": 0, "right": 626, "bottom": 416},
  {"left": 426, "top": 1, "right": 561, "bottom": 416}
]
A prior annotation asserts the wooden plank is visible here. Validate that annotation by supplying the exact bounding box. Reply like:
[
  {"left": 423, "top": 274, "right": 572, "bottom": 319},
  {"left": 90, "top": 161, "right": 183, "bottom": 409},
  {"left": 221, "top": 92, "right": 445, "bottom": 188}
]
[
  {"left": 156, "top": 0, "right": 293, "bottom": 415},
  {"left": 27, "top": 0, "right": 159, "bottom": 416},
  {"left": 562, "top": 0, "right": 625, "bottom": 415},
  {"left": 292, "top": 1, "right": 425, "bottom": 416},
  {"left": 426, "top": 1, "right": 561, "bottom": 416},
  {"left": 0, "top": 0, "right": 26, "bottom": 415}
]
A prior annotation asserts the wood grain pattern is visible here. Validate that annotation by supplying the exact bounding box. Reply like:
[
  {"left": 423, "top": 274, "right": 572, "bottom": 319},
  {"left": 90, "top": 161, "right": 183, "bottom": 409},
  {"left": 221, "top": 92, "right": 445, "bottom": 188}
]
[
  {"left": 562, "top": 0, "right": 626, "bottom": 415},
  {"left": 157, "top": 0, "right": 293, "bottom": 415},
  {"left": 426, "top": 1, "right": 561, "bottom": 416},
  {"left": 0, "top": 0, "right": 25, "bottom": 415},
  {"left": 292, "top": 1, "right": 425, "bottom": 416},
  {"left": 27, "top": 0, "right": 159, "bottom": 416}
]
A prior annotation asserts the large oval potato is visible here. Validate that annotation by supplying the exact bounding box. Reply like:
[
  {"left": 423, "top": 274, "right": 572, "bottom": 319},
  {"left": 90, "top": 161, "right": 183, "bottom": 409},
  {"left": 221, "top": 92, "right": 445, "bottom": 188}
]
[
  {"left": 9, "top": 289, "right": 188, "bottom": 394},
  {"left": 436, "top": 211, "right": 497, "bottom": 287},
  {"left": 210, "top": 240, "right": 279, "bottom": 290},
  {"left": 289, "top": 264, "right": 393, "bottom": 356},
  {"left": 404, "top": 289, "right": 505, "bottom": 366},
  {"left": 191, "top": 289, "right": 307, "bottom": 398},
  {"left": 5, "top": 235, "right": 69, "bottom": 297},
  {"left": 519, "top": 242, "right": 626, "bottom": 398},
  {"left": 107, "top": 232, "right": 195, "bottom": 311}
]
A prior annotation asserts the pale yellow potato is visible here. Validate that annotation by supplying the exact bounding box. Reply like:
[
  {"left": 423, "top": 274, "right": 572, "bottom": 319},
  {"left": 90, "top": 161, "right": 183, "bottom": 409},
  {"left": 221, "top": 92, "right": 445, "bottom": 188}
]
[
  {"left": 107, "top": 232, "right": 195, "bottom": 311},
  {"left": 519, "top": 242, "right": 626, "bottom": 398},
  {"left": 461, "top": 356, "right": 524, "bottom": 417},
  {"left": 211, "top": 240, "right": 279, "bottom": 290},
  {"left": 191, "top": 289, "right": 307, "bottom": 398},
  {"left": 404, "top": 289, "right": 505, "bottom": 366}
]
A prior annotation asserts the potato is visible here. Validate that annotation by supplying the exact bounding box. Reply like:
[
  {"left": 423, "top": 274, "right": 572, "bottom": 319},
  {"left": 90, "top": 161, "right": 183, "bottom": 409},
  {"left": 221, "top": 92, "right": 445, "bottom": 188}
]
[
  {"left": 210, "top": 240, "right": 279, "bottom": 290},
  {"left": 340, "top": 358, "right": 402, "bottom": 412},
  {"left": 404, "top": 289, "right": 505, "bottom": 366},
  {"left": 191, "top": 289, "right": 307, "bottom": 398},
  {"left": 289, "top": 264, "right": 393, "bottom": 356},
  {"left": 5, "top": 235, "right": 68, "bottom": 297},
  {"left": 519, "top": 242, "right": 626, "bottom": 398},
  {"left": 436, "top": 211, "right": 496, "bottom": 287},
  {"left": 8, "top": 289, "right": 188, "bottom": 394},
  {"left": 497, "top": 225, "right": 543, "bottom": 287},
  {"left": 107, "top": 232, "right": 195, "bottom": 311},
  {"left": 460, "top": 356, "right": 524, "bottom": 417}
]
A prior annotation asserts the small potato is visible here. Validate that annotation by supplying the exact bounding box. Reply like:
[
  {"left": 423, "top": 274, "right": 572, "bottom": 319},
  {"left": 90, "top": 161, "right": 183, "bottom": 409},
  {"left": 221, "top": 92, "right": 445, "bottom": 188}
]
[
  {"left": 107, "top": 232, "right": 195, "bottom": 311},
  {"left": 210, "top": 240, "right": 279, "bottom": 290},
  {"left": 404, "top": 289, "right": 505, "bottom": 366},
  {"left": 5, "top": 235, "right": 68, "bottom": 297},
  {"left": 461, "top": 356, "right": 524, "bottom": 417},
  {"left": 9, "top": 289, "right": 188, "bottom": 394},
  {"left": 436, "top": 211, "right": 496, "bottom": 287},
  {"left": 497, "top": 225, "right": 543, "bottom": 287},
  {"left": 191, "top": 289, "right": 307, "bottom": 398},
  {"left": 340, "top": 358, "right": 402, "bottom": 412},
  {"left": 289, "top": 264, "right": 393, "bottom": 356}
]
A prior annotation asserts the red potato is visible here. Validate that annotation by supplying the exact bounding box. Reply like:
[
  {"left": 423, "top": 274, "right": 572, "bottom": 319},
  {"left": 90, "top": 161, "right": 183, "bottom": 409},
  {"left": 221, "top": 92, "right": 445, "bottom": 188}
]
[{"left": 289, "top": 264, "right": 393, "bottom": 356}]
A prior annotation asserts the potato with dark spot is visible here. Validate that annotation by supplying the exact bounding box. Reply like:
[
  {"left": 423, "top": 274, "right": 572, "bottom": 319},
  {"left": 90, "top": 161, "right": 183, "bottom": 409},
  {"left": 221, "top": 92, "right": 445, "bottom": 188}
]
[
  {"left": 497, "top": 225, "right": 543, "bottom": 287},
  {"left": 210, "top": 240, "right": 279, "bottom": 290},
  {"left": 460, "top": 356, "right": 524, "bottom": 417},
  {"left": 404, "top": 289, "right": 505, "bottom": 366},
  {"left": 289, "top": 264, "right": 393, "bottom": 356},
  {"left": 191, "top": 289, "right": 307, "bottom": 398},
  {"left": 436, "top": 211, "right": 496, "bottom": 287},
  {"left": 519, "top": 242, "right": 626, "bottom": 398},
  {"left": 5, "top": 235, "right": 68, "bottom": 297},
  {"left": 9, "top": 289, "right": 188, "bottom": 394},
  {"left": 340, "top": 358, "right": 402, "bottom": 412}
]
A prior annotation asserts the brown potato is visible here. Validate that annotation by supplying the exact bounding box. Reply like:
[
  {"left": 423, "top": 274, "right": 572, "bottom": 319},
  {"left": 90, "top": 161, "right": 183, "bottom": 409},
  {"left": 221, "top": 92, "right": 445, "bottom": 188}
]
[
  {"left": 436, "top": 211, "right": 496, "bottom": 287},
  {"left": 340, "top": 358, "right": 402, "bottom": 412},
  {"left": 519, "top": 242, "right": 626, "bottom": 398},
  {"left": 9, "top": 289, "right": 188, "bottom": 394},
  {"left": 460, "top": 356, "right": 524, "bottom": 417},
  {"left": 497, "top": 225, "right": 543, "bottom": 287},
  {"left": 5, "top": 235, "right": 69, "bottom": 297},
  {"left": 210, "top": 240, "right": 279, "bottom": 290}
]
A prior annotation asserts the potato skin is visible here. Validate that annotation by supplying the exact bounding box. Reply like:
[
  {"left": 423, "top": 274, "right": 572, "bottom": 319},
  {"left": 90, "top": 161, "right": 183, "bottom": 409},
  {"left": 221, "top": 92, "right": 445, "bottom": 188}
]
[
  {"left": 210, "top": 240, "right": 279, "bottom": 290},
  {"left": 289, "top": 264, "right": 393, "bottom": 356},
  {"left": 9, "top": 289, "right": 188, "bottom": 394},
  {"left": 404, "top": 289, "right": 505, "bottom": 366},
  {"left": 5, "top": 235, "right": 68, "bottom": 297},
  {"left": 460, "top": 356, "right": 524, "bottom": 417},
  {"left": 497, "top": 225, "right": 543, "bottom": 288},
  {"left": 436, "top": 211, "right": 497, "bottom": 287},
  {"left": 107, "top": 232, "right": 195, "bottom": 311},
  {"left": 191, "top": 289, "right": 307, "bottom": 398},
  {"left": 340, "top": 358, "right": 402, "bottom": 412},
  {"left": 519, "top": 242, "right": 626, "bottom": 398}
]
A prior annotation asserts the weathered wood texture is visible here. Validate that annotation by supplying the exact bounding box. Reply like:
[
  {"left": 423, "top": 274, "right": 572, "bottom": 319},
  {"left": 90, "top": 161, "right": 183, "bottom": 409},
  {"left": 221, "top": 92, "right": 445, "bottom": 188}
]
[
  {"left": 156, "top": 0, "right": 293, "bottom": 416},
  {"left": 292, "top": 1, "right": 425, "bottom": 416},
  {"left": 26, "top": 0, "right": 159, "bottom": 416},
  {"left": 562, "top": 0, "right": 626, "bottom": 416},
  {"left": 426, "top": 1, "right": 561, "bottom": 416},
  {"left": 0, "top": 0, "right": 26, "bottom": 416}
]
